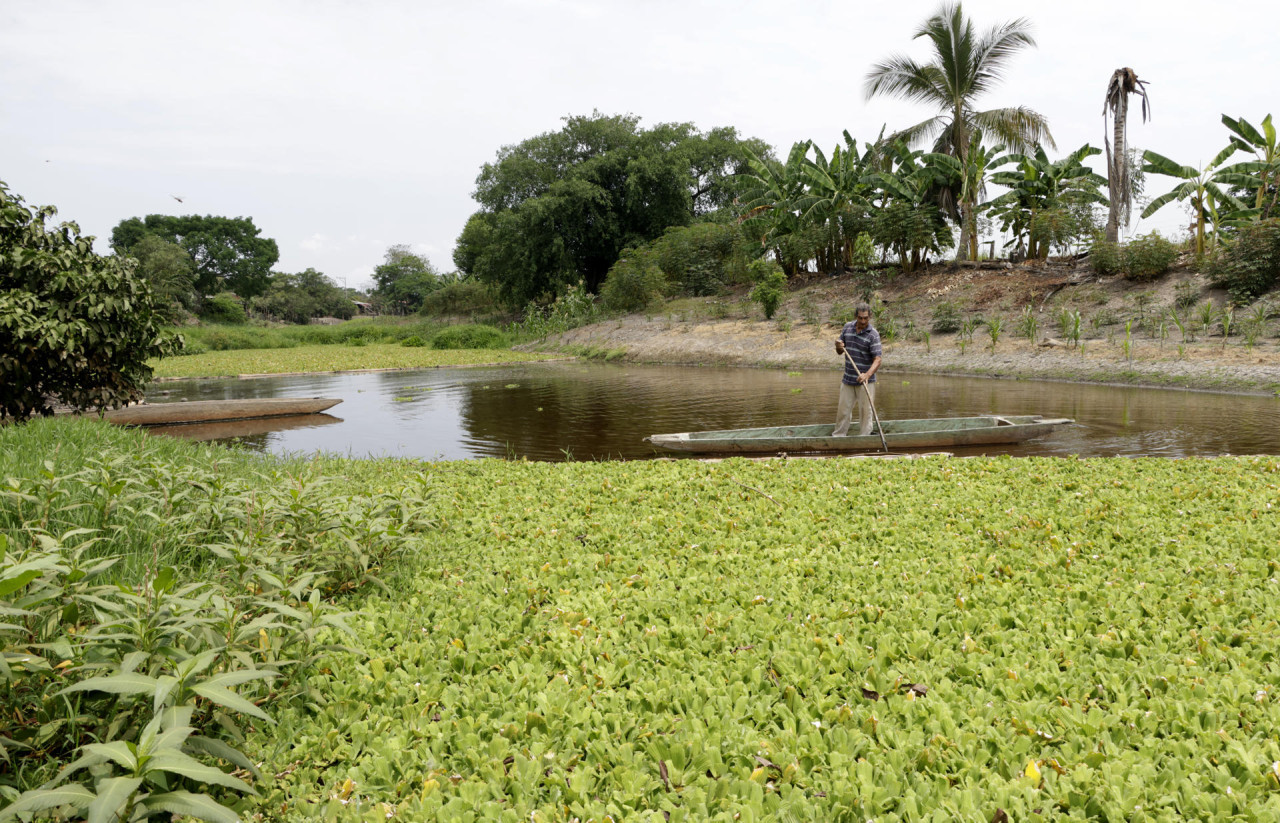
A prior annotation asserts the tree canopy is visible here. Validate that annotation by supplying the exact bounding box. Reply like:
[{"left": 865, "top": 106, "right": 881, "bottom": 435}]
[
  {"left": 454, "top": 112, "right": 766, "bottom": 306},
  {"left": 371, "top": 245, "right": 441, "bottom": 313},
  {"left": 1, "top": 181, "right": 180, "bottom": 421},
  {"left": 111, "top": 214, "right": 280, "bottom": 298},
  {"left": 254, "top": 268, "right": 355, "bottom": 324}
]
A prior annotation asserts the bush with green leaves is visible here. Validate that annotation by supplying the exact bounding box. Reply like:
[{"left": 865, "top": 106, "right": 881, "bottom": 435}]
[
  {"left": 1121, "top": 232, "right": 1179, "bottom": 282},
  {"left": 747, "top": 259, "right": 787, "bottom": 320},
  {"left": 510, "top": 283, "right": 602, "bottom": 340},
  {"left": 199, "top": 292, "right": 247, "bottom": 325},
  {"left": 0, "top": 181, "right": 181, "bottom": 422},
  {"left": 1209, "top": 218, "right": 1280, "bottom": 303},
  {"left": 400, "top": 335, "right": 426, "bottom": 347},
  {"left": 851, "top": 232, "right": 876, "bottom": 270},
  {"left": 418, "top": 278, "right": 495, "bottom": 317},
  {"left": 600, "top": 250, "right": 666, "bottom": 313},
  {"left": 930, "top": 301, "right": 962, "bottom": 333},
  {"left": 1088, "top": 237, "right": 1123, "bottom": 276},
  {"left": 430, "top": 324, "right": 510, "bottom": 350}
]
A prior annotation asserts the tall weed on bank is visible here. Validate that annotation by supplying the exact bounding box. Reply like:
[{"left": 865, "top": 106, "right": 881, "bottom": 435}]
[{"left": 0, "top": 420, "right": 436, "bottom": 821}]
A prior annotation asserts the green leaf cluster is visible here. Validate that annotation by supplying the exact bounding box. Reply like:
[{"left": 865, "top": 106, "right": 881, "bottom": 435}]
[
  {"left": 0, "top": 181, "right": 181, "bottom": 422},
  {"left": 455, "top": 114, "right": 765, "bottom": 307},
  {"left": 0, "top": 420, "right": 440, "bottom": 820}
]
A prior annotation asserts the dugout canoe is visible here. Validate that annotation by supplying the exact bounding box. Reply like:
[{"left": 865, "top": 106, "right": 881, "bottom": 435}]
[
  {"left": 102, "top": 398, "right": 342, "bottom": 427},
  {"left": 645, "top": 415, "right": 1073, "bottom": 454}
]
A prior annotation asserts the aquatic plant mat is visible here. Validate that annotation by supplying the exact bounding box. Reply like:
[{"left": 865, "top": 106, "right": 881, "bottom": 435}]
[
  {"left": 149, "top": 344, "right": 566, "bottom": 379},
  {"left": 265, "top": 454, "right": 1279, "bottom": 820},
  {"left": 5, "top": 421, "right": 1280, "bottom": 820}
]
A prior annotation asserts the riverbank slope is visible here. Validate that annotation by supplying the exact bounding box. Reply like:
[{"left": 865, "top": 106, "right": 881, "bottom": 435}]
[{"left": 530, "top": 261, "right": 1280, "bottom": 395}]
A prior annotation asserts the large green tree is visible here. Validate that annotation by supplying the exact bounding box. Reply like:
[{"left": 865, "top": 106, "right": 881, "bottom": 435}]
[
  {"left": 254, "top": 268, "right": 355, "bottom": 324},
  {"left": 865, "top": 2, "right": 1055, "bottom": 260},
  {"left": 1, "top": 182, "right": 180, "bottom": 421},
  {"left": 111, "top": 214, "right": 279, "bottom": 298},
  {"left": 454, "top": 112, "right": 764, "bottom": 306},
  {"left": 371, "top": 245, "right": 440, "bottom": 313}
]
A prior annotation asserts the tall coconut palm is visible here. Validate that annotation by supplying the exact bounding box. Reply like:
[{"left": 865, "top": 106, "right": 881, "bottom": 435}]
[
  {"left": 1102, "top": 68, "right": 1152, "bottom": 242},
  {"left": 865, "top": 2, "right": 1055, "bottom": 260}
]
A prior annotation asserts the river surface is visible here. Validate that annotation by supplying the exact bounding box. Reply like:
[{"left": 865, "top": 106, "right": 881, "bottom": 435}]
[{"left": 144, "top": 362, "right": 1280, "bottom": 461}]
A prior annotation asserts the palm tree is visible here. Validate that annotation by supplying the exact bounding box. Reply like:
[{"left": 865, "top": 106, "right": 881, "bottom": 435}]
[
  {"left": 1102, "top": 68, "right": 1152, "bottom": 242},
  {"left": 865, "top": 2, "right": 1055, "bottom": 260}
]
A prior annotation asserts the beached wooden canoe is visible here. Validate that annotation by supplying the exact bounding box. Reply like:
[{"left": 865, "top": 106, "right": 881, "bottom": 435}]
[
  {"left": 102, "top": 398, "right": 342, "bottom": 427},
  {"left": 645, "top": 415, "right": 1073, "bottom": 454}
]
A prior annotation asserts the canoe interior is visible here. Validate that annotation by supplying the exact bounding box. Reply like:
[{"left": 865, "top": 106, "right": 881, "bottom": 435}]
[{"left": 681, "top": 415, "right": 1050, "bottom": 441}]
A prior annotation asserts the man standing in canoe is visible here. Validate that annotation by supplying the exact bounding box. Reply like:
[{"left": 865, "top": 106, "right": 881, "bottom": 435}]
[{"left": 833, "top": 303, "right": 882, "bottom": 437}]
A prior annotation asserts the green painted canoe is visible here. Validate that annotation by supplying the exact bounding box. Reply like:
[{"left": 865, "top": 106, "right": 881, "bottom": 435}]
[{"left": 645, "top": 415, "right": 1073, "bottom": 454}]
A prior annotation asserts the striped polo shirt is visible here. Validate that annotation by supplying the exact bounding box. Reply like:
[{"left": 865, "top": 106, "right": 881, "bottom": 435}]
[{"left": 839, "top": 322, "right": 882, "bottom": 386}]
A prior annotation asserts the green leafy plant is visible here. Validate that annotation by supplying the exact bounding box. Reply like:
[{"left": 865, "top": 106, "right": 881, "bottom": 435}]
[
  {"left": 1121, "top": 232, "right": 1180, "bottom": 281},
  {"left": 930, "top": 301, "right": 961, "bottom": 333},
  {"left": 747, "top": 259, "right": 787, "bottom": 320},
  {"left": 1208, "top": 218, "right": 1280, "bottom": 303},
  {"left": 1089, "top": 236, "right": 1124, "bottom": 275},
  {"left": 1016, "top": 306, "right": 1039, "bottom": 341},
  {"left": 0, "top": 181, "right": 182, "bottom": 421},
  {"left": 1173, "top": 280, "right": 1200, "bottom": 310},
  {"left": 430, "top": 324, "right": 510, "bottom": 350},
  {"left": 985, "top": 316, "right": 1004, "bottom": 351}
]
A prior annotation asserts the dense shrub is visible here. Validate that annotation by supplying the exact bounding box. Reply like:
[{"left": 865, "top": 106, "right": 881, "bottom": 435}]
[
  {"left": 652, "top": 222, "right": 749, "bottom": 295},
  {"left": 1089, "top": 237, "right": 1124, "bottom": 276},
  {"left": 200, "top": 292, "right": 247, "bottom": 324},
  {"left": 1209, "top": 219, "right": 1280, "bottom": 303},
  {"left": 401, "top": 335, "right": 427, "bottom": 347},
  {"left": 419, "top": 278, "right": 495, "bottom": 316},
  {"left": 1, "top": 181, "right": 180, "bottom": 420},
  {"left": 431, "top": 324, "right": 510, "bottom": 350},
  {"left": 1122, "top": 232, "right": 1179, "bottom": 281},
  {"left": 601, "top": 250, "right": 666, "bottom": 313},
  {"left": 931, "top": 301, "right": 962, "bottom": 333},
  {"left": 747, "top": 259, "right": 787, "bottom": 320}
]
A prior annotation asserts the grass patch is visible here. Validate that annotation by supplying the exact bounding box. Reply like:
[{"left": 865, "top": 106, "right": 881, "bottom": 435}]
[
  {"left": 150, "top": 344, "right": 567, "bottom": 378},
  {"left": 181, "top": 317, "right": 447, "bottom": 354}
]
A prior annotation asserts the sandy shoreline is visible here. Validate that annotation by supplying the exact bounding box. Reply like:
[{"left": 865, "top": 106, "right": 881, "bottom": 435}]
[{"left": 530, "top": 314, "right": 1280, "bottom": 396}]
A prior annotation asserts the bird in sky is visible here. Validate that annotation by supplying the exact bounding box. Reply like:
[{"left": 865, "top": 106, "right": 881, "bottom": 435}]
[{"left": 171, "top": 195, "right": 184, "bottom": 203}]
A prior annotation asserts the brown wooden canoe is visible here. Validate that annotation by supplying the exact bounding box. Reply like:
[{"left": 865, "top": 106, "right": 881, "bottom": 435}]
[{"left": 102, "top": 398, "right": 342, "bottom": 426}]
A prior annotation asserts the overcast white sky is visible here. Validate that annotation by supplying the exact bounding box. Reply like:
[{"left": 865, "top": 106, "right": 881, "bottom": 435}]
[{"left": 3, "top": 1, "right": 1277, "bottom": 290}]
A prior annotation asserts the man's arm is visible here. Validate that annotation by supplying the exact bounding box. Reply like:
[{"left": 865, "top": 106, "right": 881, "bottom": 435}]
[{"left": 860, "top": 355, "right": 882, "bottom": 383}]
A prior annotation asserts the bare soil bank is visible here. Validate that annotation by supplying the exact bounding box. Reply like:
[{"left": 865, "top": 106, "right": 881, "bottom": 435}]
[{"left": 527, "top": 260, "right": 1280, "bottom": 396}]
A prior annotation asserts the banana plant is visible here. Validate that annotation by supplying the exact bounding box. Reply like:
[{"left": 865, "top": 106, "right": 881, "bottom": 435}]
[
  {"left": 737, "top": 142, "right": 812, "bottom": 272},
  {"left": 987, "top": 144, "right": 1108, "bottom": 258},
  {"left": 865, "top": 141, "right": 955, "bottom": 272},
  {"left": 795, "top": 131, "right": 878, "bottom": 271},
  {"left": 1217, "top": 114, "right": 1279, "bottom": 219},
  {"left": 1140, "top": 146, "right": 1244, "bottom": 255}
]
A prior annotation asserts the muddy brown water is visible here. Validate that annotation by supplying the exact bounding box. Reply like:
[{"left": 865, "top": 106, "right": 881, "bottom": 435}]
[{"left": 144, "top": 362, "right": 1280, "bottom": 461}]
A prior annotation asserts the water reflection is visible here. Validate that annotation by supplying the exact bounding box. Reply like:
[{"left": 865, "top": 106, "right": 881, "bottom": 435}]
[{"left": 144, "top": 363, "right": 1280, "bottom": 461}]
